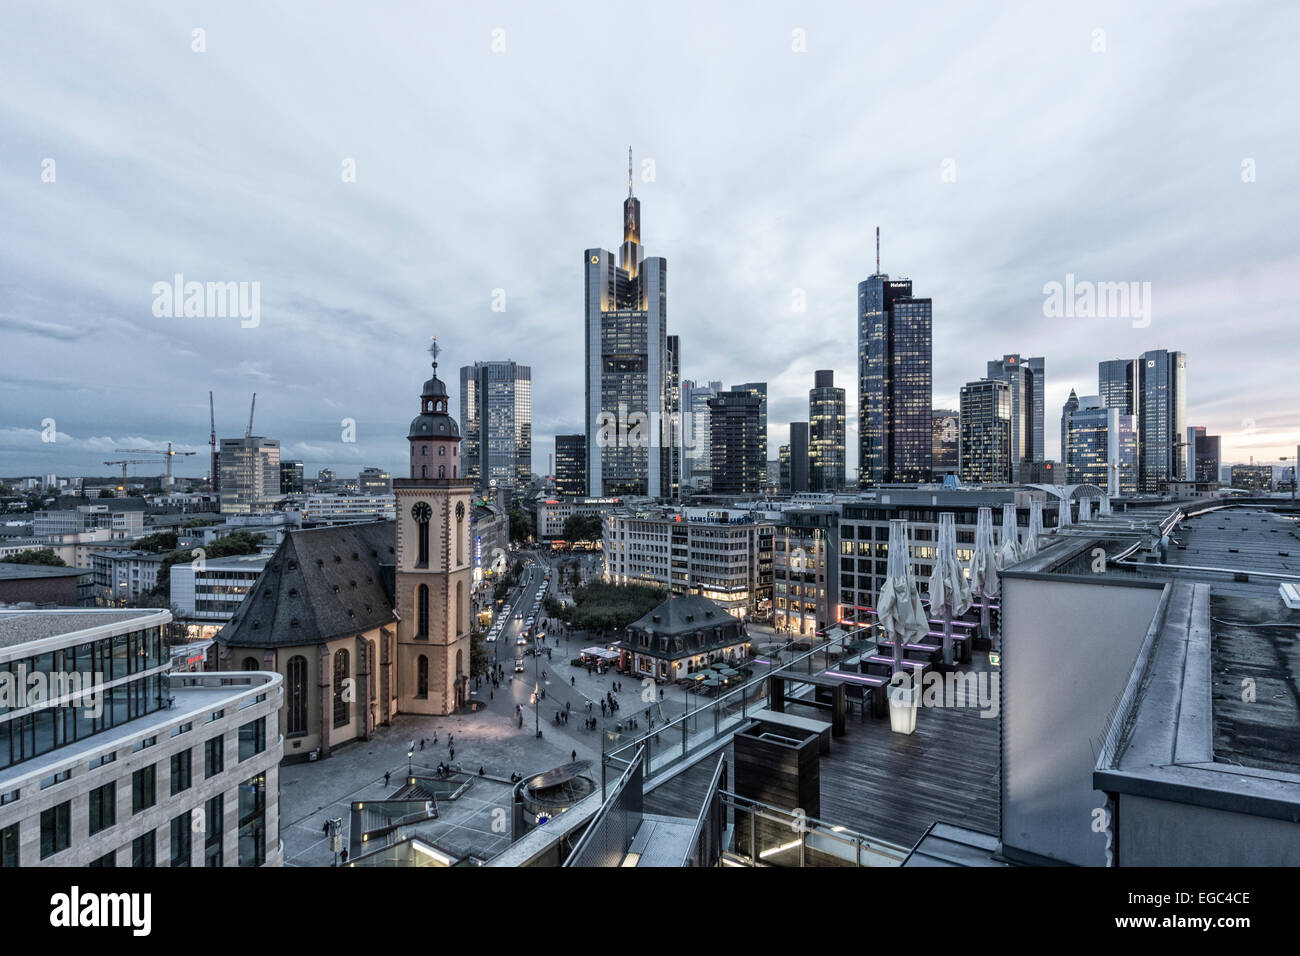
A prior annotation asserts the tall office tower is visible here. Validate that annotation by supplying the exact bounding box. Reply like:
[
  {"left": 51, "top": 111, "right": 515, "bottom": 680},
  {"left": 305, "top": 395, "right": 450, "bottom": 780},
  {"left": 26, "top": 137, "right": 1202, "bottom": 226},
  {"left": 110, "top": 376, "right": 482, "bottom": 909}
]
[
  {"left": 1193, "top": 431, "right": 1221, "bottom": 484},
  {"left": 859, "top": 248, "right": 933, "bottom": 485},
  {"left": 218, "top": 436, "right": 280, "bottom": 514},
  {"left": 358, "top": 467, "right": 392, "bottom": 494},
  {"left": 584, "top": 150, "right": 669, "bottom": 498},
  {"left": 683, "top": 380, "right": 721, "bottom": 492},
  {"left": 1098, "top": 358, "right": 1141, "bottom": 418},
  {"left": 959, "top": 380, "right": 1012, "bottom": 483},
  {"left": 931, "top": 409, "right": 959, "bottom": 476},
  {"left": 1138, "top": 349, "right": 1187, "bottom": 492},
  {"left": 279, "top": 459, "right": 304, "bottom": 494},
  {"left": 809, "top": 370, "right": 846, "bottom": 492},
  {"left": 459, "top": 360, "right": 532, "bottom": 500},
  {"left": 1060, "top": 388, "right": 1080, "bottom": 463},
  {"left": 665, "top": 336, "right": 682, "bottom": 499},
  {"left": 732, "top": 382, "right": 768, "bottom": 467},
  {"left": 787, "top": 421, "right": 810, "bottom": 493},
  {"left": 1065, "top": 397, "right": 1138, "bottom": 495},
  {"left": 397, "top": 341, "right": 474, "bottom": 714},
  {"left": 555, "top": 434, "right": 587, "bottom": 497},
  {"left": 986, "top": 355, "right": 1045, "bottom": 480},
  {"left": 708, "top": 390, "right": 764, "bottom": 495}
]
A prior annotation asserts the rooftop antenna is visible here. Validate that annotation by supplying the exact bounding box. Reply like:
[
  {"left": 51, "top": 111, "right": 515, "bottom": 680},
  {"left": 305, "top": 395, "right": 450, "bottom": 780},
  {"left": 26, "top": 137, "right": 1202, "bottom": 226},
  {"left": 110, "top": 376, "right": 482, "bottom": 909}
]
[
  {"left": 876, "top": 226, "right": 880, "bottom": 274},
  {"left": 628, "top": 146, "right": 633, "bottom": 198},
  {"left": 246, "top": 393, "right": 256, "bottom": 438}
]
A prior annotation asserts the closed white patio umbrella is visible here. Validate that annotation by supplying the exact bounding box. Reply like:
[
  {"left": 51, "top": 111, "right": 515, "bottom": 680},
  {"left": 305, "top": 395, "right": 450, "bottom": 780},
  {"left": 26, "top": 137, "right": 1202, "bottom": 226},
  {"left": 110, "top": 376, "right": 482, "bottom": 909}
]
[
  {"left": 1022, "top": 498, "right": 1044, "bottom": 558},
  {"left": 967, "top": 507, "right": 999, "bottom": 646},
  {"left": 1057, "top": 497, "right": 1073, "bottom": 530},
  {"left": 879, "top": 518, "right": 928, "bottom": 678},
  {"left": 1099, "top": 494, "right": 1112, "bottom": 516},
  {"left": 927, "top": 513, "right": 972, "bottom": 668},
  {"left": 1078, "top": 496, "right": 1092, "bottom": 523},
  {"left": 996, "top": 502, "right": 1022, "bottom": 570}
]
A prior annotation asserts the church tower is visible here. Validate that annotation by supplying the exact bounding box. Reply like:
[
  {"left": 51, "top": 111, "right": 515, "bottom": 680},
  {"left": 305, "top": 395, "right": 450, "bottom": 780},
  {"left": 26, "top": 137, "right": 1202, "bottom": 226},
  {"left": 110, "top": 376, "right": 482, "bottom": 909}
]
[{"left": 394, "top": 339, "right": 475, "bottom": 715}]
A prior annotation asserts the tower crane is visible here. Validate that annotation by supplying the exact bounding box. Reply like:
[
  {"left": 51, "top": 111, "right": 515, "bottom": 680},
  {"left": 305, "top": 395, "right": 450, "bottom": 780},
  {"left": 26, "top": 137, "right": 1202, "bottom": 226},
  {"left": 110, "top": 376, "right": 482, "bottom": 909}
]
[{"left": 113, "top": 442, "right": 198, "bottom": 491}]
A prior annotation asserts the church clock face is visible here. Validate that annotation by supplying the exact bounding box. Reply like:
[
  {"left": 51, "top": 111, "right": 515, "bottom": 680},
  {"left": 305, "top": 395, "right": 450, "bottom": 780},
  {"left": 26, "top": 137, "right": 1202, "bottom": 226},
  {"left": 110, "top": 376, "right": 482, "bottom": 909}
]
[
  {"left": 411, "top": 501, "right": 432, "bottom": 523},
  {"left": 455, "top": 502, "right": 465, "bottom": 521}
]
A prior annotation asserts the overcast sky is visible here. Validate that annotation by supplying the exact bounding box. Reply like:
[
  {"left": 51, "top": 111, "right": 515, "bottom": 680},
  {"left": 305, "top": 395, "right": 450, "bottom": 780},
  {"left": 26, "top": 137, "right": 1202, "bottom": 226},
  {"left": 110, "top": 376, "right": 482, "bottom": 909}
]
[{"left": 2, "top": 0, "right": 1297, "bottom": 485}]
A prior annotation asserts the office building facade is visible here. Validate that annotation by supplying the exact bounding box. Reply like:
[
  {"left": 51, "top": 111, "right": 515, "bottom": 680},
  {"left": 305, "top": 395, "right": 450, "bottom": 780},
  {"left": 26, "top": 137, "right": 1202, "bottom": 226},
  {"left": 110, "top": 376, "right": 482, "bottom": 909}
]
[
  {"left": 708, "top": 390, "right": 764, "bottom": 495},
  {"left": 959, "top": 379, "right": 1012, "bottom": 484},
  {"left": 986, "top": 355, "right": 1045, "bottom": 480},
  {"left": 781, "top": 422, "right": 810, "bottom": 494},
  {"left": 1138, "top": 349, "right": 1188, "bottom": 492},
  {"left": 460, "top": 360, "right": 532, "bottom": 500},
  {"left": 218, "top": 437, "right": 281, "bottom": 515},
  {"left": 554, "top": 435, "right": 587, "bottom": 498},
  {"left": 1064, "top": 399, "right": 1138, "bottom": 494},
  {"left": 809, "top": 371, "right": 846, "bottom": 492},
  {"left": 931, "top": 409, "right": 959, "bottom": 477},
  {"left": 859, "top": 272, "right": 933, "bottom": 485},
  {"left": 682, "top": 380, "right": 721, "bottom": 492},
  {"left": 279, "top": 460, "right": 304, "bottom": 495},
  {"left": 584, "top": 159, "right": 670, "bottom": 498}
]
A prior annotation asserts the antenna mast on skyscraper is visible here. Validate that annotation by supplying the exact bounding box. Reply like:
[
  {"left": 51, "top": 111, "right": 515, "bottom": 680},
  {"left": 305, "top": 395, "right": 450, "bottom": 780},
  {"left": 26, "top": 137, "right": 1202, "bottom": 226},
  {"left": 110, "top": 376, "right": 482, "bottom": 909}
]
[
  {"left": 876, "top": 226, "right": 880, "bottom": 274},
  {"left": 628, "top": 146, "right": 633, "bottom": 197}
]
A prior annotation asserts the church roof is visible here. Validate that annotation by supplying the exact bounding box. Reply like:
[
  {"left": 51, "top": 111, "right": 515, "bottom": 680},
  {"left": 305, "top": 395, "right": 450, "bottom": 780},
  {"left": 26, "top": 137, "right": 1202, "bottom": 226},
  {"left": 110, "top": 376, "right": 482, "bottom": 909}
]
[{"left": 217, "top": 521, "right": 397, "bottom": 649}]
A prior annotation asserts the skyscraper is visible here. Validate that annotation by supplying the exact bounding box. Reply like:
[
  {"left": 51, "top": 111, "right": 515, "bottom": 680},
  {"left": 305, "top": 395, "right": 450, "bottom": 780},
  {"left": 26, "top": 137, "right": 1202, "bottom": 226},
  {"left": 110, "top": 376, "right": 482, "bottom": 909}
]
[
  {"left": 1065, "top": 397, "right": 1138, "bottom": 495},
  {"left": 279, "top": 459, "right": 304, "bottom": 495},
  {"left": 1060, "top": 388, "right": 1080, "bottom": 464},
  {"left": 218, "top": 436, "right": 280, "bottom": 514},
  {"left": 682, "top": 379, "right": 721, "bottom": 492},
  {"left": 959, "top": 380, "right": 1012, "bottom": 484},
  {"left": 986, "top": 354, "right": 1045, "bottom": 480},
  {"left": 459, "top": 360, "right": 532, "bottom": 500},
  {"left": 584, "top": 150, "right": 669, "bottom": 498},
  {"left": 1138, "top": 349, "right": 1187, "bottom": 492},
  {"left": 665, "top": 336, "right": 682, "bottom": 500},
  {"left": 931, "top": 410, "right": 959, "bottom": 477},
  {"left": 859, "top": 246, "right": 933, "bottom": 485},
  {"left": 1098, "top": 359, "right": 1140, "bottom": 418},
  {"left": 555, "top": 434, "right": 587, "bottom": 497},
  {"left": 732, "top": 382, "right": 768, "bottom": 469},
  {"left": 1193, "top": 431, "right": 1220, "bottom": 484},
  {"left": 708, "top": 390, "right": 763, "bottom": 495},
  {"left": 785, "top": 421, "right": 810, "bottom": 493},
  {"left": 809, "top": 370, "right": 846, "bottom": 492}
]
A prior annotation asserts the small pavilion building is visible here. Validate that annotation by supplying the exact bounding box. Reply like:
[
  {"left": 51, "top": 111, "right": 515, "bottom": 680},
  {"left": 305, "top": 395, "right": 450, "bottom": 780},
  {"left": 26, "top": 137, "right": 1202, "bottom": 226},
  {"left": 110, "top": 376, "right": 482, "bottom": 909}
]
[{"left": 619, "top": 595, "right": 749, "bottom": 681}]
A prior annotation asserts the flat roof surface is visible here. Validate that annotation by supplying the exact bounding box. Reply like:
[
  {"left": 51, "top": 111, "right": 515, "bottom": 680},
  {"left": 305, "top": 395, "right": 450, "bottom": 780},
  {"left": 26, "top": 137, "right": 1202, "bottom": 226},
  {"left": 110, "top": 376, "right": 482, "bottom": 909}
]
[
  {"left": 0, "top": 563, "right": 87, "bottom": 579},
  {"left": 0, "top": 608, "right": 161, "bottom": 649},
  {"left": 1210, "top": 591, "right": 1300, "bottom": 774}
]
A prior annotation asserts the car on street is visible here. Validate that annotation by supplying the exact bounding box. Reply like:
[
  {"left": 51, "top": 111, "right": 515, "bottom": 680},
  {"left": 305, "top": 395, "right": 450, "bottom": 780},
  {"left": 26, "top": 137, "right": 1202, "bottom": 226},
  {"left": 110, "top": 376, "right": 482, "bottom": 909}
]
[
  {"left": 516, "top": 635, "right": 527, "bottom": 645},
  {"left": 514, "top": 659, "right": 526, "bottom": 672}
]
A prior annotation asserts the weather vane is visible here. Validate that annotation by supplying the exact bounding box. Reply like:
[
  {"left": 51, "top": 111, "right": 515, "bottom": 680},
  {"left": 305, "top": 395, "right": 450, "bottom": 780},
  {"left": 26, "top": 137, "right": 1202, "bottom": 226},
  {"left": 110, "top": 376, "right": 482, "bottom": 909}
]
[{"left": 428, "top": 336, "right": 440, "bottom": 369}]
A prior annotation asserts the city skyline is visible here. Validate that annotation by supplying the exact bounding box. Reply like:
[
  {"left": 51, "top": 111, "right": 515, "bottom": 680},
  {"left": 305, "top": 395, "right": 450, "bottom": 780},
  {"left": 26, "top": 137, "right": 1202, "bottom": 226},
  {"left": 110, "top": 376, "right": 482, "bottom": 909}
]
[{"left": 2, "top": 3, "right": 1297, "bottom": 483}]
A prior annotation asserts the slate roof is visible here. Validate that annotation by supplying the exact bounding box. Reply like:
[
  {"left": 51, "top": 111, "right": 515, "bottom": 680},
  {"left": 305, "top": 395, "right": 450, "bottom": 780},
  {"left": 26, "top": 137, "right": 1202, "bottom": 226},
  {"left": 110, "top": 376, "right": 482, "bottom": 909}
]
[
  {"left": 217, "top": 520, "right": 397, "bottom": 649},
  {"left": 628, "top": 594, "right": 737, "bottom": 637},
  {"left": 621, "top": 595, "right": 747, "bottom": 660}
]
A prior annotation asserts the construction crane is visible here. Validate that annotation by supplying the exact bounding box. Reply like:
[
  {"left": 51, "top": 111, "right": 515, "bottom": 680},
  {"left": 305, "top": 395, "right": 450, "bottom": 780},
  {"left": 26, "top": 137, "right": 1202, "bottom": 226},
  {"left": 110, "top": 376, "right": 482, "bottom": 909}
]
[
  {"left": 103, "top": 460, "right": 157, "bottom": 496},
  {"left": 114, "top": 442, "right": 198, "bottom": 491},
  {"left": 209, "top": 392, "right": 218, "bottom": 491},
  {"left": 246, "top": 393, "right": 257, "bottom": 438}
]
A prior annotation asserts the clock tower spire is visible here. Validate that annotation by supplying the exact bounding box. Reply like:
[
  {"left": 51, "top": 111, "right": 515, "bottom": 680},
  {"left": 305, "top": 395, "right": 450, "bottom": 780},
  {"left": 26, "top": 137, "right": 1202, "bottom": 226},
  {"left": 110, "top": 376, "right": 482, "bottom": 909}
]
[{"left": 394, "top": 335, "right": 474, "bottom": 715}]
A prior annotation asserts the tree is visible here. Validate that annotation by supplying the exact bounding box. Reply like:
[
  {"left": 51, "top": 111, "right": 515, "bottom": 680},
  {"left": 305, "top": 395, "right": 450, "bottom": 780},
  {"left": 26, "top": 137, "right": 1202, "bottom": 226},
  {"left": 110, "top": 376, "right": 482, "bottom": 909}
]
[
  {"left": 182, "top": 517, "right": 218, "bottom": 529},
  {"left": 137, "top": 531, "right": 265, "bottom": 606},
  {"left": 470, "top": 628, "right": 490, "bottom": 678},
  {"left": 98, "top": 488, "right": 116, "bottom": 499},
  {"left": 561, "top": 513, "right": 603, "bottom": 544},
  {"left": 558, "top": 581, "right": 666, "bottom": 635},
  {"left": 0, "top": 548, "right": 66, "bottom": 567},
  {"left": 509, "top": 507, "right": 532, "bottom": 543},
  {"left": 134, "top": 530, "right": 179, "bottom": 553}
]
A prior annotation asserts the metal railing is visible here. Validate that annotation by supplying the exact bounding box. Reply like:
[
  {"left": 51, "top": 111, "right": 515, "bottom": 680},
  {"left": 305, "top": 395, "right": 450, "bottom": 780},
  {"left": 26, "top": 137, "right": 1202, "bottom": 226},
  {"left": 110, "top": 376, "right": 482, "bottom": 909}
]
[
  {"left": 681, "top": 754, "right": 728, "bottom": 867},
  {"left": 722, "top": 791, "right": 909, "bottom": 867},
  {"left": 565, "top": 746, "right": 644, "bottom": 867},
  {"left": 601, "top": 628, "right": 869, "bottom": 794}
]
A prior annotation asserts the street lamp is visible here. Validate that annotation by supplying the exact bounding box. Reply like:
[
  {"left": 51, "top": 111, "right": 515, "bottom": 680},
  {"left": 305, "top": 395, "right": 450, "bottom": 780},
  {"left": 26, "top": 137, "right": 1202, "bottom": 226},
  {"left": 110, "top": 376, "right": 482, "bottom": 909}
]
[
  {"left": 533, "top": 632, "right": 546, "bottom": 738},
  {"left": 407, "top": 742, "right": 415, "bottom": 779}
]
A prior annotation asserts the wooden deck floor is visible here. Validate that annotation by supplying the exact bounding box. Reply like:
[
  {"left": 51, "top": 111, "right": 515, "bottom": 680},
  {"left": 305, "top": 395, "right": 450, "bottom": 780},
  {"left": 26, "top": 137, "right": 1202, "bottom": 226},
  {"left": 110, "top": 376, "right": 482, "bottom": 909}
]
[{"left": 645, "top": 652, "right": 1001, "bottom": 850}]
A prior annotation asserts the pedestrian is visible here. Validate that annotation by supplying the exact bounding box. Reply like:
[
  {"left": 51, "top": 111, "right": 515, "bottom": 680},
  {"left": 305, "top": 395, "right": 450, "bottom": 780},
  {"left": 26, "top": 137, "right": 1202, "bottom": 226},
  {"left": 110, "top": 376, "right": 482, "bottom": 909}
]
[
  {"left": 322, "top": 821, "right": 329, "bottom": 835},
  {"left": 571, "top": 675, "right": 575, "bottom": 686},
  {"left": 450, "top": 745, "right": 455, "bottom": 760},
  {"left": 448, "top": 733, "right": 453, "bottom": 748},
  {"left": 341, "top": 848, "right": 348, "bottom": 864},
  {"left": 384, "top": 770, "right": 391, "bottom": 787},
  {"left": 571, "top": 749, "right": 577, "bottom": 762},
  {"left": 490, "top": 688, "right": 494, "bottom": 700}
]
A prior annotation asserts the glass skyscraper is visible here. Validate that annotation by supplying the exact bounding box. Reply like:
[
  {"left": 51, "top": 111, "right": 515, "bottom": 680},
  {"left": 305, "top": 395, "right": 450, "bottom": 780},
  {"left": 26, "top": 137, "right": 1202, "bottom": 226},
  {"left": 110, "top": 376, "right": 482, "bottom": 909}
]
[
  {"left": 459, "top": 360, "right": 532, "bottom": 499},
  {"left": 809, "top": 370, "right": 846, "bottom": 492},
  {"left": 708, "top": 390, "right": 764, "bottom": 495},
  {"left": 555, "top": 434, "right": 586, "bottom": 497},
  {"left": 986, "top": 354, "right": 1045, "bottom": 481},
  {"left": 1065, "top": 398, "right": 1138, "bottom": 494},
  {"left": 1138, "top": 349, "right": 1187, "bottom": 492},
  {"left": 959, "top": 379, "right": 1012, "bottom": 483},
  {"left": 732, "top": 382, "right": 768, "bottom": 468},
  {"left": 584, "top": 154, "right": 670, "bottom": 498},
  {"left": 859, "top": 272, "right": 932, "bottom": 486}
]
